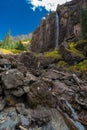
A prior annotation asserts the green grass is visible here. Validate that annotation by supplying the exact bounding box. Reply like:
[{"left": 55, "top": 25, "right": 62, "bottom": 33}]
[
  {"left": 0, "top": 48, "right": 22, "bottom": 54},
  {"left": 67, "top": 42, "right": 85, "bottom": 57},
  {"left": 44, "top": 48, "right": 62, "bottom": 60},
  {"left": 57, "top": 60, "right": 67, "bottom": 67}
]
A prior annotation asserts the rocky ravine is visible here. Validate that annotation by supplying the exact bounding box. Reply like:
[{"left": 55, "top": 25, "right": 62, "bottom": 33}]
[{"left": 0, "top": 52, "right": 87, "bottom": 130}]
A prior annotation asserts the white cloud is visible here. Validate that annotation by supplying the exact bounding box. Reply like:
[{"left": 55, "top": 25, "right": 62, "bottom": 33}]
[{"left": 26, "top": 0, "right": 72, "bottom": 11}]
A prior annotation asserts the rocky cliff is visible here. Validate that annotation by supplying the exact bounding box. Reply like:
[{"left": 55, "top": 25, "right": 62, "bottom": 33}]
[{"left": 31, "top": 0, "right": 87, "bottom": 52}]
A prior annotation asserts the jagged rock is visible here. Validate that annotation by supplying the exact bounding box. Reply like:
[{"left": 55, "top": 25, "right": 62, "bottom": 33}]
[
  {"left": 2, "top": 69, "right": 24, "bottom": 89},
  {"left": 24, "top": 72, "right": 37, "bottom": 86}
]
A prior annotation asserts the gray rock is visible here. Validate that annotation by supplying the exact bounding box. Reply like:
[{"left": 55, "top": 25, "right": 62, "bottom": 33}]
[
  {"left": 11, "top": 87, "right": 24, "bottom": 97},
  {"left": 24, "top": 72, "right": 37, "bottom": 86},
  {"left": 0, "top": 59, "right": 11, "bottom": 69},
  {"left": 0, "top": 99, "right": 6, "bottom": 111},
  {"left": 0, "top": 85, "right": 2, "bottom": 94},
  {"left": 18, "top": 115, "right": 30, "bottom": 126},
  {"left": 31, "top": 106, "right": 51, "bottom": 125},
  {"left": 0, "top": 107, "right": 19, "bottom": 130},
  {"left": 2, "top": 69, "right": 24, "bottom": 89},
  {"left": 16, "top": 103, "right": 28, "bottom": 115},
  {"left": 23, "top": 86, "right": 30, "bottom": 93},
  {"left": 41, "top": 109, "right": 69, "bottom": 130}
]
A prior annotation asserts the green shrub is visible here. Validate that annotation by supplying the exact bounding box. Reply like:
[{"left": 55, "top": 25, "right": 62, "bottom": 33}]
[{"left": 0, "top": 32, "right": 26, "bottom": 51}]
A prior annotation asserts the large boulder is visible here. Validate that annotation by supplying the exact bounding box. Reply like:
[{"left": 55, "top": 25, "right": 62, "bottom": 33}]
[
  {"left": 2, "top": 69, "right": 24, "bottom": 89},
  {"left": 27, "top": 80, "right": 57, "bottom": 108}
]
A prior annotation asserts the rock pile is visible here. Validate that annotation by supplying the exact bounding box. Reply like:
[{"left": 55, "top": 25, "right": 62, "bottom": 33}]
[{"left": 0, "top": 52, "right": 87, "bottom": 129}]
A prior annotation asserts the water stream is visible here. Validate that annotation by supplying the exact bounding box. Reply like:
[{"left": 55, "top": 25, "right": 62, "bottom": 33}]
[
  {"left": 55, "top": 12, "right": 59, "bottom": 48},
  {"left": 62, "top": 101, "right": 85, "bottom": 130}
]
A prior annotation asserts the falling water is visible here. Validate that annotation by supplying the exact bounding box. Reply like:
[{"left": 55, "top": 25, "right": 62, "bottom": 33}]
[
  {"left": 65, "top": 101, "right": 85, "bottom": 130},
  {"left": 55, "top": 12, "right": 59, "bottom": 48}
]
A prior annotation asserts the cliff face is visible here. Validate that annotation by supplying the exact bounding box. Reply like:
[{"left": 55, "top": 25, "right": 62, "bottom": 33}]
[
  {"left": 31, "top": 0, "right": 86, "bottom": 52},
  {"left": 31, "top": 12, "right": 56, "bottom": 52}
]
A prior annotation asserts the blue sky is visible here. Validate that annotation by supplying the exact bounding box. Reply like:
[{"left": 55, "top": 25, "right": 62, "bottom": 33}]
[{"left": 0, "top": 0, "right": 71, "bottom": 40}]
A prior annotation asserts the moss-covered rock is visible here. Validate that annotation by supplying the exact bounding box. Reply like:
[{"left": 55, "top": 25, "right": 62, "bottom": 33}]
[
  {"left": 59, "top": 41, "right": 85, "bottom": 65},
  {"left": 57, "top": 60, "right": 67, "bottom": 67},
  {"left": 44, "top": 49, "right": 62, "bottom": 61}
]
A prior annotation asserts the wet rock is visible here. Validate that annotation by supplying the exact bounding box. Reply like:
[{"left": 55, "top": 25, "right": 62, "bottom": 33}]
[
  {"left": 41, "top": 108, "right": 70, "bottom": 130},
  {"left": 31, "top": 106, "right": 51, "bottom": 126},
  {"left": 2, "top": 69, "right": 24, "bottom": 89},
  {"left": 18, "top": 114, "right": 30, "bottom": 126},
  {"left": 5, "top": 126, "right": 11, "bottom": 130},
  {"left": 78, "top": 111, "right": 87, "bottom": 125},
  {"left": 0, "top": 107, "right": 19, "bottom": 130}
]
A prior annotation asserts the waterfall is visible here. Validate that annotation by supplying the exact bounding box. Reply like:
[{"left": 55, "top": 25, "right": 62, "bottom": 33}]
[
  {"left": 65, "top": 101, "right": 85, "bottom": 130},
  {"left": 55, "top": 12, "right": 59, "bottom": 48}
]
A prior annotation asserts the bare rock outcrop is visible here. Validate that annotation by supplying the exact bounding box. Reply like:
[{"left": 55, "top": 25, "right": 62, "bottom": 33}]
[{"left": 30, "top": 0, "right": 87, "bottom": 52}]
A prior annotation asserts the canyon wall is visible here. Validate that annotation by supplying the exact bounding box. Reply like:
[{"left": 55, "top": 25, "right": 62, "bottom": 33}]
[{"left": 31, "top": 0, "right": 87, "bottom": 52}]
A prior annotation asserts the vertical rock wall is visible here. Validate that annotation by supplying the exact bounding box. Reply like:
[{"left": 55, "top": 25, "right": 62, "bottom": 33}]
[
  {"left": 31, "top": 0, "right": 86, "bottom": 52},
  {"left": 31, "top": 12, "right": 56, "bottom": 52}
]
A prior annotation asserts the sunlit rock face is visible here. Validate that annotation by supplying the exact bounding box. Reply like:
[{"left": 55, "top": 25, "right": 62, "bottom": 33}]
[
  {"left": 31, "top": 12, "right": 56, "bottom": 52},
  {"left": 31, "top": 0, "right": 86, "bottom": 52}
]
